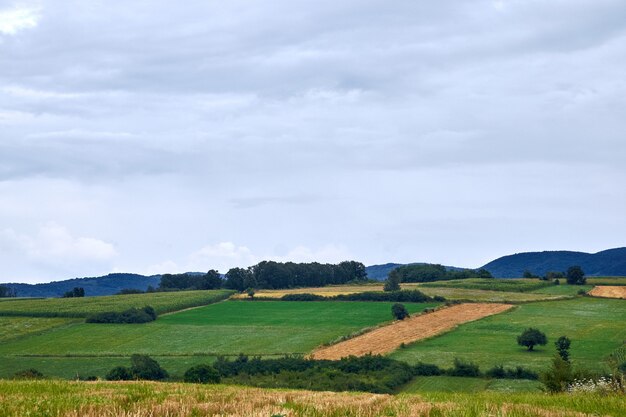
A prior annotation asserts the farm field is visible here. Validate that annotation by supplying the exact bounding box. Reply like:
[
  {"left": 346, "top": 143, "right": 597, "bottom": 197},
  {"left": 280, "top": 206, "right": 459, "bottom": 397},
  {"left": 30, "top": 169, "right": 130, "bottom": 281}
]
[
  {"left": 0, "top": 290, "right": 234, "bottom": 317},
  {"left": 401, "top": 376, "right": 543, "bottom": 393},
  {"left": 420, "top": 278, "right": 553, "bottom": 292},
  {"left": 0, "top": 300, "right": 438, "bottom": 378},
  {"left": 312, "top": 303, "right": 513, "bottom": 359},
  {"left": 529, "top": 284, "right": 592, "bottom": 296},
  {"left": 586, "top": 277, "right": 626, "bottom": 286},
  {"left": 0, "top": 316, "right": 78, "bottom": 343},
  {"left": 390, "top": 297, "right": 626, "bottom": 372},
  {"left": 589, "top": 286, "right": 626, "bottom": 299},
  {"left": 0, "top": 380, "right": 623, "bottom": 417}
]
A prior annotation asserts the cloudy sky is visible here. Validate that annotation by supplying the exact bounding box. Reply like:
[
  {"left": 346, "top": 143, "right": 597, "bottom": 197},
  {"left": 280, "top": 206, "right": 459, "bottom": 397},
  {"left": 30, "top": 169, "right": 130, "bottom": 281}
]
[{"left": 1, "top": 0, "right": 625, "bottom": 283}]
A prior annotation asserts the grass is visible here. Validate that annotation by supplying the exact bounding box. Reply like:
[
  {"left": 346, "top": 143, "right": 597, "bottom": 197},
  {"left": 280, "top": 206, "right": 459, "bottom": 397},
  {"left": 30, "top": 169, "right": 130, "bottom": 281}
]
[
  {"left": 0, "top": 290, "right": 234, "bottom": 318},
  {"left": 401, "top": 376, "right": 543, "bottom": 393},
  {"left": 530, "top": 284, "right": 592, "bottom": 296},
  {"left": 0, "top": 300, "right": 438, "bottom": 378},
  {"left": 390, "top": 297, "right": 626, "bottom": 372},
  {"left": 420, "top": 278, "right": 554, "bottom": 293},
  {"left": 416, "top": 287, "right": 566, "bottom": 303},
  {"left": 0, "top": 380, "right": 623, "bottom": 417},
  {"left": 0, "top": 317, "right": 78, "bottom": 343},
  {"left": 586, "top": 276, "right": 626, "bottom": 286}
]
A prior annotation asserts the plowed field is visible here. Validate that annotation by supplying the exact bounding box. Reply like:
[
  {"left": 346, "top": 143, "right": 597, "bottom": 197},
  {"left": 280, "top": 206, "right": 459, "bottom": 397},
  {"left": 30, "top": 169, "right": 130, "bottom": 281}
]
[
  {"left": 589, "top": 286, "right": 626, "bottom": 299},
  {"left": 311, "top": 303, "right": 514, "bottom": 360}
]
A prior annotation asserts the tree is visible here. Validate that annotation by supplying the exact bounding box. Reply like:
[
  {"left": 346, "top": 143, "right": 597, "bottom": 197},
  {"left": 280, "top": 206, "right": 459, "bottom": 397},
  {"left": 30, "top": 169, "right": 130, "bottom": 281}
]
[
  {"left": 523, "top": 270, "right": 535, "bottom": 279},
  {"left": 541, "top": 354, "right": 573, "bottom": 393},
  {"left": 184, "top": 364, "right": 221, "bottom": 384},
  {"left": 383, "top": 273, "right": 401, "bottom": 292},
  {"left": 200, "top": 270, "right": 223, "bottom": 289},
  {"left": 63, "top": 287, "right": 85, "bottom": 298},
  {"left": 566, "top": 266, "right": 586, "bottom": 285},
  {"left": 517, "top": 328, "right": 547, "bottom": 351},
  {"left": 105, "top": 366, "right": 133, "bottom": 381},
  {"left": 130, "top": 354, "right": 168, "bottom": 380},
  {"left": 225, "top": 267, "right": 252, "bottom": 291},
  {"left": 391, "top": 303, "right": 410, "bottom": 320},
  {"left": 0, "top": 285, "right": 16, "bottom": 298},
  {"left": 555, "top": 336, "right": 571, "bottom": 362},
  {"left": 246, "top": 288, "right": 255, "bottom": 298}
]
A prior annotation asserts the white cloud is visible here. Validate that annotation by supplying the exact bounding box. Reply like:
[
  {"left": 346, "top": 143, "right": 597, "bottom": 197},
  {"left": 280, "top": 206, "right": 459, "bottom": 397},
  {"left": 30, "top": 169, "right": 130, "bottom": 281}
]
[
  {"left": 0, "top": 6, "right": 40, "bottom": 35},
  {"left": 187, "top": 242, "right": 257, "bottom": 272}
]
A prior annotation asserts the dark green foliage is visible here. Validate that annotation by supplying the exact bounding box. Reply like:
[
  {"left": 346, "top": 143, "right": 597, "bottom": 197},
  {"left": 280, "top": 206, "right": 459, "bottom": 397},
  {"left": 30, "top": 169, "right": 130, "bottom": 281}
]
[
  {"left": 0, "top": 285, "right": 17, "bottom": 298},
  {"left": 383, "top": 273, "right": 401, "bottom": 291},
  {"left": 413, "top": 362, "right": 443, "bottom": 376},
  {"left": 13, "top": 369, "right": 44, "bottom": 379},
  {"left": 389, "top": 264, "right": 492, "bottom": 283},
  {"left": 86, "top": 305, "right": 157, "bottom": 324},
  {"left": 555, "top": 336, "right": 571, "bottom": 362},
  {"left": 62, "top": 287, "right": 85, "bottom": 298},
  {"left": 517, "top": 328, "right": 547, "bottom": 351},
  {"left": 130, "top": 354, "right": 168, "bottom": 380},
  {"left": 105, "top": 366, "right": 133, "bottom": 381},
  {"left": 566, "top": 266, "right": 586, "bottom": 285},
  {"left": 391, "top": 303, "right": 409, "bottom": 320},
  {"left": 448, "top": 358, "right": 481, "bottom": 377},
  {"left": 183, "top": 364, "right": 221, "bottom": 384},
  {"left": 224, "top": 267, "right": 252, "bottom": 291},
  {"left": 281, "top": 293, "right": 326, "bottom": 301},
  {"left": 541, "top": 355, "right": 573, "bottom": 392},
  {"left": 545, "top": 271, "right": 565, "bottom": 280},
  {"left": 485, "top": 365, "right": 538, "bottom": 380},
  {"left": 159, "top": 270, "right": 223, "bottom": 291},
  {"left": 334, "top": 289, "right": 436, "bottom": 303},
  {"left": 523, "top": 270, "right": 538, "bottom": 279},
  {"left": 116, "top": 288, "right": 144, "bottom": 295},
  {"left": 246, "top": 288, "right": 255, "bottom": 298}
]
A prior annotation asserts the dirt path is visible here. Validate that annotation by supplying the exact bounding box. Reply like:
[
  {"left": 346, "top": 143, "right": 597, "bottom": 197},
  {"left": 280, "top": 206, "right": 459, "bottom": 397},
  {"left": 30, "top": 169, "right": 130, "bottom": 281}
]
[
  {"left": 588, "top": 286, "right": 626, "bottom": 299},
  {"left": 310, "top": 303, "right": 514, "bottom": 360}
]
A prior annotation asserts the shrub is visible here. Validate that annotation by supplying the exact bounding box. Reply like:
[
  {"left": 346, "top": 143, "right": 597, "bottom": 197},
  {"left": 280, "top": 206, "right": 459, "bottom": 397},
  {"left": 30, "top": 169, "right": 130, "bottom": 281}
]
[
  {"left": 413, "top": 362, "right": 443, "bottom": 376},
  {"left": 184, "top": 364, "right": 221, "bottom": 384},
  {"left": 86, "top": 306, "right": 157, "bottom": 324},
  {"left": 13, "top": 369, "right": 44, "bottom": 379},
  {"left": 566, "top": 266, "right": 586, "bottom": 285},
  {"left": 130, "top": 354, "right": 168, "bottom": 380},
  {"left": 517, "top": 328, "right": 547, "bottom": 351},
  {"left": 383, "top": 274, "right": 401, "bottom": 292},
  {"left": 448, "top": 358, "right": 481, "bottom": 377},
  {"left": 281, "top": 293, "right": 326, "bottom": 301},
  {"left": 485, "top": 365, "right": 538, "bottom": 380},
  {"left": 105, "top": 366, "right": 133, "bottom": 381},
  {"left": 391, "top": 303, "right": 409, "bottom": 320}
]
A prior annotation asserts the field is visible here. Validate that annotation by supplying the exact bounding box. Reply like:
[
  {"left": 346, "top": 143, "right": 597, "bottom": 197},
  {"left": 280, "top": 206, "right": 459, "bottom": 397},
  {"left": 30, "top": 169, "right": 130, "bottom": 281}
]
[
  {"left": 401, "top": 376, "right": 543, "bottom": 393},
  {"left": 0, "top": 290, "right": 234, "bottom": 317},
  {"left": 420, "top": 278, "right": 554, "bottom": 293},
  {"left": 312, "top": 303, "right": 513, "bottom": 360},
  {"left": 0, "top": 300, "right": 438, "bottom": 378},
  {"left": 390, "top": 297, "right": 626, "bottom": 372},
  {"left": 586, "top": 277, "right": 626, "bottom": 286},
  {"left": 0, "top": 317, "right": 78, "bottom": 343},
  {"left": 589, "top": 286, "right": 626, "bottom": 299},
  {"left": 0, "top": 380, "right": 623, "bottom": 417}
]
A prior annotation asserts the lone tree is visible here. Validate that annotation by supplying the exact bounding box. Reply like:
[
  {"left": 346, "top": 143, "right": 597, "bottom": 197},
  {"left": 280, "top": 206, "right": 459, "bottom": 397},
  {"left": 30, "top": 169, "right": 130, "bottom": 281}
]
[
  {"left": 391, "top": 303, "right": 410, "bottom": 320},
  {"left": 555, "top": 336, "right": 571, "bottom": 362},
  {"left": 517, "top": 328, "right": 547, "bottom": 351},
  {"left": 384, "top": 273, "right": 401, "bottom": 292},
  {"left": 566, "top": 266, "right": 586, "bottom": 285}
]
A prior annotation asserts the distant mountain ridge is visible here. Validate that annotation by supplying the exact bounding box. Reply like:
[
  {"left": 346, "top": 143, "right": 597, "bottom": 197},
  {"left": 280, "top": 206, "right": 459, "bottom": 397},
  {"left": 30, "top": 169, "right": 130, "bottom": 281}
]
[{"left": 481, "top": 247, "right": 626, "bottom": 278}]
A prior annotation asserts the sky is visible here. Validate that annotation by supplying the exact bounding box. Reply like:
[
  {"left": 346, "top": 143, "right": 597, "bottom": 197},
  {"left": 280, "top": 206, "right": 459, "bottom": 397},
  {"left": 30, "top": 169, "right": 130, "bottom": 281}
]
[{"left": 1, "top": 0, "right": 625, "bottom": 283}]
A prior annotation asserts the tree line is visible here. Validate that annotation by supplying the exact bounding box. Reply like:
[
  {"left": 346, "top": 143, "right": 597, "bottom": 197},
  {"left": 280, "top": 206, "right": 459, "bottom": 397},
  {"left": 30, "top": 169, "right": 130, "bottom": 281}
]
[{"left": 387, "top": 263, "right": 493, "bottom": 283}]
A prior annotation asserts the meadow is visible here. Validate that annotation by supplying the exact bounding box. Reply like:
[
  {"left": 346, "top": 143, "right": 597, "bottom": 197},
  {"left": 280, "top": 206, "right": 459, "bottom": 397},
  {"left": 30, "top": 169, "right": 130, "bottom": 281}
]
[
  {"left": 0, "top": 290, "right": 234, "bottom": 317},
  {"left": 420, "top": 278, "right": 554, "bottom": 293},
  {"left": 0, "top": 300, "right": 438, "bottom": 378},
  {"left": 390, "top": 297, "right": 626, "bottom": 372},
  {"left": 0, "top": 316, "right": 78, "bottom": 343},
  {"left": 0, "top": 379, "right": 623, "bottom": 417}
]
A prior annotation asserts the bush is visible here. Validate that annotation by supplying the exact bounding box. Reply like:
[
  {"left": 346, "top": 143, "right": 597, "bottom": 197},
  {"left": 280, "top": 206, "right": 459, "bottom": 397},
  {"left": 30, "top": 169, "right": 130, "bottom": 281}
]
[
  {"left": 413, "top": 362, "right": 443, "bottom": 376},
  {"left": 485, "top": 365, "right": 538, "bottom": 380},
  {"left": 105, "top": 366, "right": 133, "bottom": 381},
  {"left": 184, "top": 364, "right": 221, "bottom": 384},
  {"left": 448, "top": 358, "right": 481, "bottom": 377},
  {"left": 130, "top": 354, "right": 168, "bottom": 380},
  {"left": 566, "top": 266, "right": 586, "bottom": 285},
  {"left": 86, "top": 306, "right": 157, "bottom": 324},
  {"left": 334, "top": 289, "right": 435, "bottom": 303},
  {"left": 391, "top": 303, "right": 409, "bottom": 320},
  {"left": 281, "top": 293, "right": 326, "bottom": 301},
  {"left": 13, "top": 369, "right": 44, "bottom": 379}
]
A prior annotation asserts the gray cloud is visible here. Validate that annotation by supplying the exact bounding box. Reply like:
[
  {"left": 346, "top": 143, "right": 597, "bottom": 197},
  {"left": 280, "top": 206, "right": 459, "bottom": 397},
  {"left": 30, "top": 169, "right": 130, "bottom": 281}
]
[{"left": 1, "top": 0, "right": 625, "bottom": 282}]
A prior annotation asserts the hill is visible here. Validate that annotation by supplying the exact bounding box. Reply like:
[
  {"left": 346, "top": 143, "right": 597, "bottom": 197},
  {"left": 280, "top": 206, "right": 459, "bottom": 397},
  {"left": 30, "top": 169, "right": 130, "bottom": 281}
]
[
  {"left": 365, "top": 263, "right": 466, "bottom": 280},
  {"left": 481, "top": 247, "right": 626, "bottom": 278},
  {"left": 2, "top": 273, "right": 161, "bottom": 298}
]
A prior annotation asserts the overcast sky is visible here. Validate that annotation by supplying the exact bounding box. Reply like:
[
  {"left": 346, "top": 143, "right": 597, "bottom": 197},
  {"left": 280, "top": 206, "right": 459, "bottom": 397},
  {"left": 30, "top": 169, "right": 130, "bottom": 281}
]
[{"left": 1, "top": 0, "right": 625, "bottom": 283}]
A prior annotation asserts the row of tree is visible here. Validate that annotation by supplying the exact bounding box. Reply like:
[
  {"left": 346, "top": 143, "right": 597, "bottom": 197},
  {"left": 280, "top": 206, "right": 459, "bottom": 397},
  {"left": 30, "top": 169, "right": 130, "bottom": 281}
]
[
  {"left": 0, "top": 285, "right": 17, "bottom": 298},
  {"left": 523, "top": 266, "right": 587, "bottom": 285},
  {"left": 387, "top": 263, "right": 492, "bottom": 284}
]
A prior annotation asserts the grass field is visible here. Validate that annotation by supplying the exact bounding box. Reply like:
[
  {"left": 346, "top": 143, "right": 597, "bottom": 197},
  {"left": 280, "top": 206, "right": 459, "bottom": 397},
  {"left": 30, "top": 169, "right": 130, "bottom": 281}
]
[
  {"left": 0, "top": 290, "right": 234, "bottom": 317},
  {"left": 0, "top": 317, "right": 78, "bottom": 343},
  {"left": 586, "top": 277, "right": 626, "bottom": 286},
  {"left": 401, "top": 376, "right": 543, "bottom": 393},
  {"left": 390, "top": 297, "right": 626, "bottom": 372},
  {"left": 420, "top": 278, "right": 554, "bottom": 293},
  {"left": 0, "top": 380, "right": 623, "bottom": 417},
  {"left": 530, "top": 285, "right": 592, "bottom": 296},
  {"left": 0, "top": 300, "right": 438, "bottom": 378}
]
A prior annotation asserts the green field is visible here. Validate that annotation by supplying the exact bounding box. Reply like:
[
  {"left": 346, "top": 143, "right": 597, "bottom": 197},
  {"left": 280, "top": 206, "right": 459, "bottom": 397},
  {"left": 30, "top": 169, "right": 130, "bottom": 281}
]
[
  {"left": 0, "top": 290, "right": 234, "bottom": 317},
  {"left": 401, "top": 376, "right": 542, "bottom": 393},
  {"left": 0, "top": 317, "right": 78, "bottom": 343},
  {"left": 0, "top": 380, "right": 623, "bottom": 417},
  {"left": 586, "top": 276, "right": 626, "bottom": 285},
  {"left": 0, "top": 300, "right": 438, "bottom": 378},
  {"left": 420, "top": 278, "right": 554, "bottom": 293},
  {"left": 390, "top": 297, "right": 626, "bottom": 372},
  {"left": 417, "top": 286, "right": 567, "bottom": 303},
  {"left": 530, "top": 284, "right": 592, "bottom": 296}
]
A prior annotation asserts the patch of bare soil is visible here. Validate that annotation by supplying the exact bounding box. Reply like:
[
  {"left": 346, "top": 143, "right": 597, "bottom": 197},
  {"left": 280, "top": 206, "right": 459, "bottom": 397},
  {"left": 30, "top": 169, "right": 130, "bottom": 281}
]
[
  {"left": 588, "top": 286, "right": 626, "bottom": 300},
  {"left": 310, "top": 303, "right": 514, "bottom": 360}
]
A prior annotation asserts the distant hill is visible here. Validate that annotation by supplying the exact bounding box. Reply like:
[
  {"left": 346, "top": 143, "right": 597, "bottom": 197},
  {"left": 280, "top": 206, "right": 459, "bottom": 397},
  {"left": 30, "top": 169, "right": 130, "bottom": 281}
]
[
  {"left": 481, "top": 247, "right": 626, "bottom": 278},
  {"left": 2, "top": 273, "right": 162, "bottom": 298},
  {"left": 365, "top": 263, "right": 465, "bottom": 281}
]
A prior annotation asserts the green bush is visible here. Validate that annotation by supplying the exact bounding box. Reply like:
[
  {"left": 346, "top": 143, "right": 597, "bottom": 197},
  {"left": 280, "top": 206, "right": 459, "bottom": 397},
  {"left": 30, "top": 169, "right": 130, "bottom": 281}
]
[
  {"left": 184, "top": 364, "right": 221, "bottom": 384},
  {"left": 86, "top": 306, "right": 157, "bottom": 324},
  {"left": 448, "top": 358, "right": 481, "bottom": 377},
  {"left": 391, "top": 303, "right": 409, "bottom": 320},
  {"left": 130, "top": 354, "right": 168, "bottom": 380},
  {"left": 13, "top": 369, "right": 44, "bottom": 379}
]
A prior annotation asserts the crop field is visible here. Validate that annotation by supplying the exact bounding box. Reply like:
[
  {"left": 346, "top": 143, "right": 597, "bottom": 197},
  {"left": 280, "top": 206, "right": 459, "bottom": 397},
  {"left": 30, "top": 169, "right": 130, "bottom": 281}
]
[
  {"left": 589, "top": 286, "right": 626, "bottom": 299},
  {"left": 420, "top": 278, "right": 554, "bottom": 293},
  {"left": 0, "top": 290, "right": 234, "bottom": 317},
  {"left": 390, "top": 297, "right": 626, "bottom": 372},
  {"left": 586, "top": 276, "right": 626, "bottom": 286},
  {"left": 401, "top": 376, "right": 542, "bottom": 393},
  {"left": 0, "top": 380, "right": 623, "bottom": 417},
  {"left": 0, "top": 317, "right": 78, "bottom": 343},
  {"left": 0, "top": 300, "right": 438, "bottom": 378},
  {"left": 312, "top": 303, "right": 513, "bottom": 360}
]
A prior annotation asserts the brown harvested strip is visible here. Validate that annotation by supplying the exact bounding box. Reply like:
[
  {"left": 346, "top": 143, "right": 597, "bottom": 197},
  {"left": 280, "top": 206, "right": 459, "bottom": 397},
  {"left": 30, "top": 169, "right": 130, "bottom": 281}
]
[
  {"left": 310, "top": 303, "right": 514, "bottom": 360},
  {"left": 588, "top": 286, "right": 626, "bottom": 299}
]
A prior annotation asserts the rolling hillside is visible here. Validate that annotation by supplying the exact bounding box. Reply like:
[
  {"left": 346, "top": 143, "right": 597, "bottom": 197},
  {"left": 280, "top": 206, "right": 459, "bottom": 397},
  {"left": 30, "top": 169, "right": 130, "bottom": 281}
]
[{"left": 481, "top": 247, "right": 626, "bottom": 278}]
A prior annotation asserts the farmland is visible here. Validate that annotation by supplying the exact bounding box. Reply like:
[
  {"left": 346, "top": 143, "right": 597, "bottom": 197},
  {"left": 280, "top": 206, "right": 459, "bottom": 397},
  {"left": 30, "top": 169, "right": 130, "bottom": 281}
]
[
  {"left": 420, "top": 278, "right": 554, "bottom": 292},
  {"left": 390, "top": 297, "right": 626, "bottom": 372},
  {"left": 0, "top": 290, "right": 234, "bottom": 317},
  {"left": 0, "top": 379, "right": 623, "bottom": 417}
]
